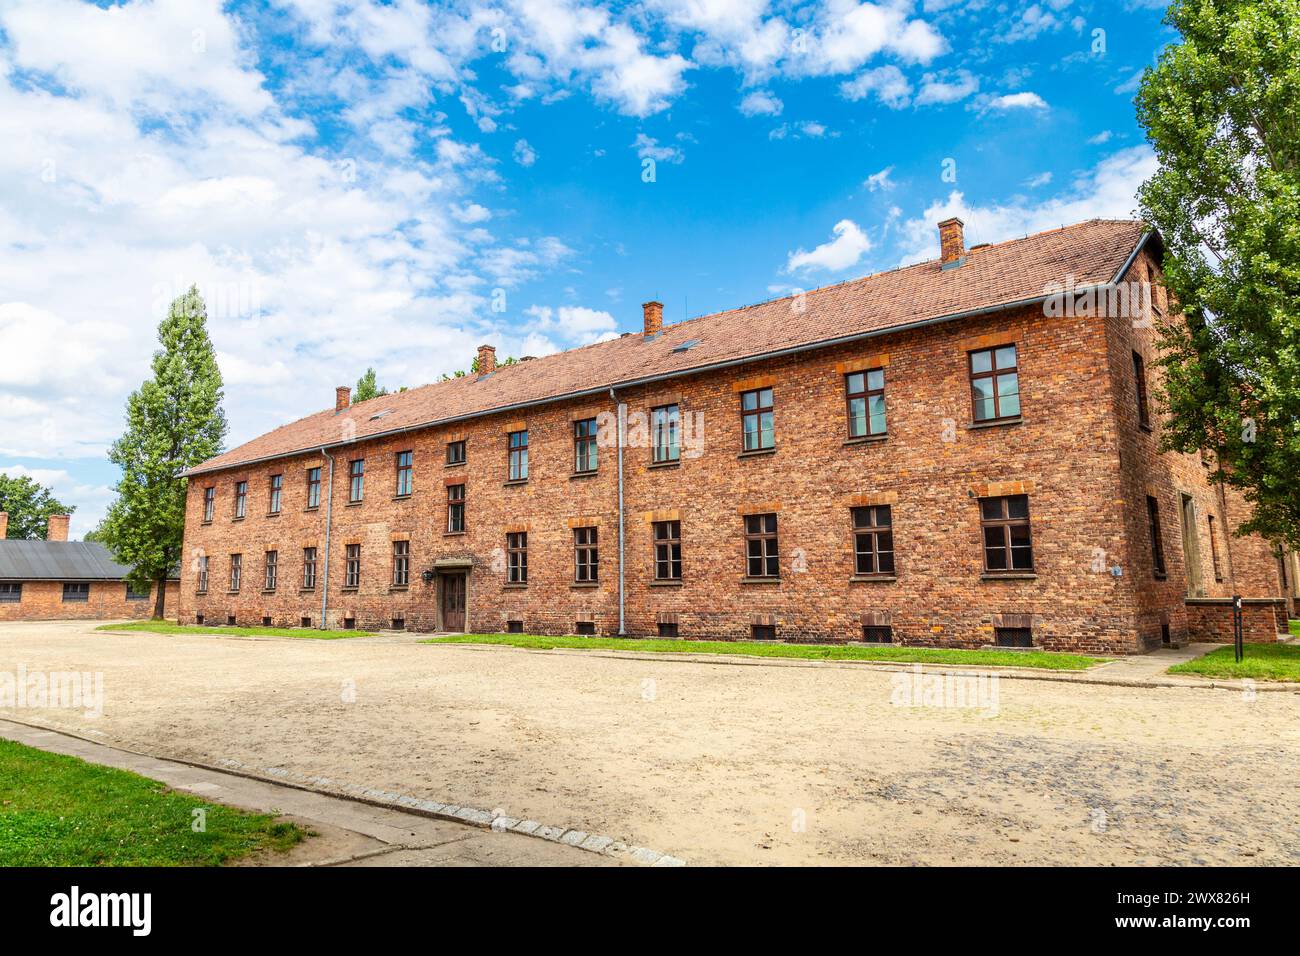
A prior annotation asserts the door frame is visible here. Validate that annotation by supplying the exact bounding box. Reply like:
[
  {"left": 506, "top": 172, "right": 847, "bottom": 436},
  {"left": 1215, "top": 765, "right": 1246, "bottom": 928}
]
[{"left": 437, "top": 570, "right": 468, "bottom": 632}]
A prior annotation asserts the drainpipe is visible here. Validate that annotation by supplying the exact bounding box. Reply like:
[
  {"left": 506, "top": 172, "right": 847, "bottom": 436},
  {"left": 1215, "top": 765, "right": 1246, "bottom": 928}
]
[
  {"left": 610, "top": 387, "right": 626, "bottom": 636},
  {"left": 319, "top": 447, "right": 335, "bottom": 629}
]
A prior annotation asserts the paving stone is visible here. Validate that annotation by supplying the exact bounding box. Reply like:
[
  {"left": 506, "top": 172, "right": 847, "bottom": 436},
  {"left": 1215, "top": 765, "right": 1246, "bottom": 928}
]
[
  {"left": 653, "top": 855, "right": 686, "bottom": 867},
  {"left": 511, "top": 819, "right": 541, "bottom": 835},
  {"left": 580, "top": 834, "right": 613, "bottom": 853},
  {"left": 559, "top": 830, "right": 589, "bottom": 847},
  {"left": 536, "top": 825, "right": 566, "bottom": 842},
  {"left": 630, "top": 847, "right": 662, "bottom": 865}
]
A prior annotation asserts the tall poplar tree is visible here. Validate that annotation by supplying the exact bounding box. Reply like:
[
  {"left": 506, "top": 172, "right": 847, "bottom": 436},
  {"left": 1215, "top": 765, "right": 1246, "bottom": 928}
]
[{"left": 101, "top": 286, "right": 227, "bottom": 618}]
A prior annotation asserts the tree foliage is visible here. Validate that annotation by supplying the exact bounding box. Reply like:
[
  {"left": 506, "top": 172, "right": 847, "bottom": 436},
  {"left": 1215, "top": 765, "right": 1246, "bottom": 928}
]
[
  {"left": 352, "top": 367, "right": 389, "bottom": 404},
  {"left": 0, "top": 474, "right": 75, "bottom": 539},
  {"left": 1137, "top": 0, "right": 1300, "bottom": 546},
  {"left": 99, "top": 287, "right": 227, "bottom": 617}
]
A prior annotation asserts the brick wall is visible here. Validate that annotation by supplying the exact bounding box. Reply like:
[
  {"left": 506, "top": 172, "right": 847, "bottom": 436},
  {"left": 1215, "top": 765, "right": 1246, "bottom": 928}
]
[
  {"left": 1185, "top": 598, "right": 1288, "bottom": 644},
  {"left": 0, "top": 580, "right": 178, "bottom": 622}
]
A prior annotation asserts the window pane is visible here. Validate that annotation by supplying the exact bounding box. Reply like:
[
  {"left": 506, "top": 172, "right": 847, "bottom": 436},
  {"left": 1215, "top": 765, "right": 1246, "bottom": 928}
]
[
  {"left": 971, "top": 349, "right": 992, "bottom": 374},
  {"left": 742, "top": 391, "right": 757, "bottom": 411},
  {"left": 847, "top": 397, "right": 867, "bottom": 437},
  {"left": 846, "top": 372, "right": 864, "bottom": 393},
  {"left": 759, "top": 388, "right": 772, "bottom": 407},
  {"left": 878, "top": 550, "right": 895, "bottom": 574},
  {"left": 868, "top": 394, "right": 887, "bottom": 434},
  {"left": 1007, "top": 495, "right": 1029, "bottom": 519},
  {"left": 759, "top": 411, "right": 774, "bottom": 448},
  {"left": 995, "top": 345, "right": 1017, "bottom": 369},
  {"left": 866, "top": 369, "right": 884, "bottom": 391},
  {"left": 981, "top": 498, "right": 1003, "bottom": 520},
  {"left": 763, "top": 514, "right": 776, "bottom": 533},
  {"left": 972, "top": 377, "right": 995, "bottom": 420},
  {"left": 1011, "top": 546, "right": 1034, "bottom": 570},
  {"left": 875, "top": 506, "right": 892, "bottom": 527}
]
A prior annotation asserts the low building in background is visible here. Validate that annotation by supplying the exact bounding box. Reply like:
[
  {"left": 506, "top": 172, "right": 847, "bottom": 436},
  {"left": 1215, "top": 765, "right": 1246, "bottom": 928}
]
[{"left": 0, "top": 513, "right": 178, "bottom": 621}]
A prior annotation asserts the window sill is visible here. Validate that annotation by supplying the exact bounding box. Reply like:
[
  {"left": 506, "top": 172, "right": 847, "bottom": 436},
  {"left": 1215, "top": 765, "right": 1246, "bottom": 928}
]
[
  {"left": 388, "top": 585, "right": 408, "bottom": 593},
  {"left": 200, "top": 520, "right": 212, "bottom": 527},
  {"left": 266, "top": 512, "right": 280, "bottom": 519},
  {"left": 966, "top": 416, "right": 1023, "bottom": 430},
  {"left": 649, "top": 579, "right": 683, "bottom": 587},
  {"left": 261, "top": 588, "right": 277, "bottom": 594},
  {"left": 503, "top": 583, "right": 527, "bottom": 590},
  {"left": 340, "top": 587, "right": 358, "bottom": 593},
  {"left": 226, "top": 590, "right": 240, "bottom": 595},
  {"left": 570, "top": 470, "right": 599, "bottom": 480},
  {"left": 392, "top": 494, "right": 412, "bottom": 501},
  {"left": 444, "top": 530, "right": 466, "bottom": 537},
  {"left": 570, "top": 582, "right": 600, "bottom": 589},
  {"left": 980, "top": 572, "right": 1037, "bottom": 581},
  {"left": 304, "top": 506, "right": 319, "bottom": 513},
  {"left": 647, "top": 460, "right": 680, "bottom": 470},
  {"left": 345, "top": 500, "right": 363, "bottom": 507},
  {"left": 740, "top": 576, "right": 781, "bottom": 584},
  {"left": 737, "top": 448, "right": 776, "bottom": 459},
  {"left": 445, "top": 462, "right": 465, "bottom": 469},
  {"left": 503, "top": 479, "right": 528, "bottom": 487},
  {"left": 844, "top": 435, "right": 887, "bottom": 446},
  {"left": 232, "top": 516, "right": 245, "bottom": 522},
  {"left": 299, "top": 588, "right": 316, "bottom": 594},
  {"left": 1153, "top": 572, "right": 1168, "bottom": 580},
  {"left": 195, "top": 590, "right": 208, "bottom": 596},
  {"left": 850, "top": 574, "right": 897, "bottom": 583}
]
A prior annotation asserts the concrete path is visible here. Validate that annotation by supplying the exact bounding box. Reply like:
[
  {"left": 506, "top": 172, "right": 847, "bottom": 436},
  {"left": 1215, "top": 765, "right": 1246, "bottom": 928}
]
[{"left": 0, "top": 718, "right": 615, "bottom": 867}]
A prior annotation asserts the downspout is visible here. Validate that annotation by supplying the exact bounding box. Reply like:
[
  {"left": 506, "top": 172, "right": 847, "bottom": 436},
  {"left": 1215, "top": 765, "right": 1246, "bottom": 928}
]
[
  {"left": 610, "top": 387, "right": 626, "bottom": 636},
  {"left": 319, "top": 447, "right": 335, "bottom": 629}
]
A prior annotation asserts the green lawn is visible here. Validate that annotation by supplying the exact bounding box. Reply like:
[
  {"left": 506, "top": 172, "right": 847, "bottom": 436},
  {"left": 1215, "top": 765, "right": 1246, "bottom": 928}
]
[
  {"left": 0, "top": 739, "right": 307, "bottom": 866},
  {"left": 1291, "top": 619, "right": 1300, "bottom": 638},
  {"left": 425, "top": 633, "right": 1106, "bottom": 670},
  {"left": 1169, "top": 642, "right": 1300, "bottom": 682},
  {"left": 97, "top": 620, "right": 372, "bottom": 639}
]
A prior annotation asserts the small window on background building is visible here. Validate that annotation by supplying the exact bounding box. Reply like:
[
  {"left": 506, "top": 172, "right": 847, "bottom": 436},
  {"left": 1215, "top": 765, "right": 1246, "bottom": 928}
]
[
  {"left": 506, "top": 620, "right": 524, "bottom": 634},
  {"left": 651, "top": 405, "right": 680, "bottom": 463},
  {"left": 508, "top": 431, "right": 529, "bottom": 481},
  {"left": 574, "top": 418, "right": 598, "bottom": 473},
  {"left": 1133, "top": 351, "right": 1151, "bottom": 429},
  {"left": 203, "top": 486, "right": 215, "bottom": 522},
  {"left": 262, "top": 616, "right": 272, "bottom": 627},
  {"left": 852, "top": 505, "right": 895, "bottom": 576},
  {"left": 229, "top": 554, "right": 242, "bottom": 591},
  {"left": 653, "top": 520, "right": 682, "bottom": 580},
  {"left": 744, "top": 513, "right": 779, "bottom": 578},
  {"left": 348, "top": 459, "right": 365, "bottom": 502},
  {"left": 574, "top": 527, "right": 598, "bottom": 582},
  {"left": 62, "top": 582, "right": 89, "bottom": 603},
  {"left": 575, "top": 621, "right": 596, "bottom": 635},
  {"left": 846, "top": 369, "right": 887, "bottom": 438},
  {"left": 507, "top": 532, "right": 528, "bottom": 584},
  {"left": 980, "top": 496, "right": 1033, "bottom": 572},
  {"left": 268, "top": 474, "right": 283, "bottom": 514},
  {"left": 233, "top": 481, "right": 247, "bottom": 519},
  {"left": 740, "top": 388, "right": 775, "bottom": 451},
  {"left": 862, "top": 625, "right": 892, "bottom": 644},
  {"left": 994, "top": 627, "right": 1033, "bottom": 648},
  {"left": 447, "top": 440, "right": 466, "bottom": 465},
  {"left": 302, "top": 547, "right": 317, "bottom": 589},
  {"left": 447, "top": 483, "right": 465, "bottom": 533},
  {"left": 392, "top": 618, "right": 405, "bottom": 630},
  {"left": 657, "top": 621, "right": 679, "bottom": 638},
  {"left": 125, "top": 583, "right": 150, "bottom": 601},
  {"left": 345, "top": 544, "right": 361, "bottom": 588},
  {"left": 392, "top": 540, "right": 410, "bottom": 586},
  {"left": 0, "top": 583, "right": 22, "bottom": 603},
  {"left": 264, "top": 550, "right": 278, "bottom": 591},
  {"left": 1146, "top": 496, "right": 1167, "bottom": 577},
  {"left": 306, "top": 467, "right": 321, "bottom": 508},
  {"left": 395, "top": 451, "right": 413, "bottom": 497},
  {"left": 751, "top": 624, "right": 777, "bottom": 641},
  {"left": 969, "top": 345, "right": 1020, "bottom": 422},
  {"left": 196, "top": 556, "right": 209, "bottom": 593},
  {"left": 227, "top": 615, "right": 237, "bottom": 626},
  {"left": 301, "top": 616, "right": 312, "bottom": 628}
]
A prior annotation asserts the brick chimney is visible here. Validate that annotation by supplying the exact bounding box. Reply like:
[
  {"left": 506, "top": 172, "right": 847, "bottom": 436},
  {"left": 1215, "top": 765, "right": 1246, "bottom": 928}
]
[
  {"left": 0, "top": 512, "right": 7, "bottom": 539},
  {"left": 642, "top": 300, "right": 663, "bottom": 337},
  {"left": 47, "top": 514, "right": 69, "bottom": 542},
  {"left": 335, "top": 385, "right": 351, "bottom": 412},
  {"left": 938, "top": 217, "right": 966, "bottom": 267},
  {"left": 477, "top": 344, "right": 496, "bottom": 375}
]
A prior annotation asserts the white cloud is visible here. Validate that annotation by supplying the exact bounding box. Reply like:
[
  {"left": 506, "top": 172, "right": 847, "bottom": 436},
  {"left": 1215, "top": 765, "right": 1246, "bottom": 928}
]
[
  {"left": 1087, "top": 130, "right": 1114, "bottom": 145},
  {"left": 769, "top": 120, "right": 837, "bottom": 140},
  {"left": 998, "top": 3, "right": 1064, "bottom": 44},
  {"left": 865, "top": 166, "right": 896, "bottom": 191},
  {"left": 914, "top": 69, "right": 979, "bottom": 106},
  {"left": 633, "top": 133, "right": 685, "bottom": 163},
  {"left": 513, "top": 138, "right": 538, "bottom": 166},
  {"left": 986, "top": 91, "right": 1049, "bottom": 110},
  {"left": 524, "top": 304, "right": 618, "bottom": 343},
  {"left": 785, "top": 219, "right": 872, "bottom": 273},
  {"left": 895, "top": 146, "right": 1158, "bottom": 264},
  {"left": 739, "top": 89, "right": 783, "bottom": 116},
  {"left": 0, "top": 463, "right": 114, "bottom": 540},
  {"left": 839, "top": 65, "right": 912, "bottom": 108},
  {"left": 1024, "top": 171, "right": 1053, "bottom": 188}
]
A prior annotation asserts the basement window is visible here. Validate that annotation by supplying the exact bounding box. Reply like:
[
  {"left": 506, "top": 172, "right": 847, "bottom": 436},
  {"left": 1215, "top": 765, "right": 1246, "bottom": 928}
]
[
  {"left": 506, "top": 620, "right": 524, "bottom": 634},
  {"left": 262, "top": 616, "right": 272, "bottom": 627},
  {"left": 343, "top": 617, "right": 355, "bottom": 630},
  {"left": 862, "top": 625, "right": 893, "bottom": 644},
  {"left": 300, "top": 616, "right": 312, "bottom": 628},
  {"left": 575, "top": 621, "right": 596, "bottom": 636},
  {"left": 227, "top": 615, "right": 236, "bottom": 626},
  {"left": 195, "top": 614, "right": 204, "bottom": 625},
  {"left": 751, "top": 624, "right": 777, "bottom": 641},
  {"left": 392, "top": 618, "right": 405, "bottom": 631},
  {"left": 994, "top": 627, "right": 1033, "bottom": 648},
  {"left": 657, "top": 622, "right": 678, "bottom": 638}
]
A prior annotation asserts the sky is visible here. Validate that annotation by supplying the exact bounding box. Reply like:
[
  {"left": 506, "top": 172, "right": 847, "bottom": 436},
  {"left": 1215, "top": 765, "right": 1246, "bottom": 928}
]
[{"left": 0, "top": 0, "right": 1176, "bottom": 538}]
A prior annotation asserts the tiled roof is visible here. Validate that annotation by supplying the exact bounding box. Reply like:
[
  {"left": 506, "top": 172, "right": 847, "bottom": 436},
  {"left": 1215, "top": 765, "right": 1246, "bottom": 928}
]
[
  {"left": 187, "top": 219, "right": 1150, "bottom": 476},
  {"left": 0, "top": 540, "right": 133, "bottom": 581}
]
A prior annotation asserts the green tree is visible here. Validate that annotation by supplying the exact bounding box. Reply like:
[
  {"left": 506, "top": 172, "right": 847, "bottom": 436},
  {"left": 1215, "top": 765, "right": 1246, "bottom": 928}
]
[
  {"left": 100, "top": 286, "right": 227, "bottom": 618},
  {"left": 352, "top": 367, "right": 389, "bottom": 404},
  {"left": 0, "top": 474, "right": 75, "bottom": 539},
  {"left": 1137, "top": 0, "right": 1300, "bottom": 547}
]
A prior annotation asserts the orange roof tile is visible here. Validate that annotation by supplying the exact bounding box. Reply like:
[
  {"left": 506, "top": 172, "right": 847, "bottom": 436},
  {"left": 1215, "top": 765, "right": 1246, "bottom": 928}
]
[{"left": 186, "top": 219, "right": 1150, "bottom": 476}]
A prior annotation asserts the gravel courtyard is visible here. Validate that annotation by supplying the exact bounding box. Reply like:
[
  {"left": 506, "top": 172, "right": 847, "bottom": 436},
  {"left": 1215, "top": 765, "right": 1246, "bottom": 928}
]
[{"left": 2, "top": 620, "right": 1297, "bottom": 865}]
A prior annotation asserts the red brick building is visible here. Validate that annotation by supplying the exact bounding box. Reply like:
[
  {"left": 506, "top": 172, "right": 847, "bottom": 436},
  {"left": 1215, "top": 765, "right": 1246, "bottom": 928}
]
[
  {"left": 0, "top": 513, "right": 179, "bottom": 621},
  {"left": 178, "top": 219, "right": 1291, "bottom": 653}
]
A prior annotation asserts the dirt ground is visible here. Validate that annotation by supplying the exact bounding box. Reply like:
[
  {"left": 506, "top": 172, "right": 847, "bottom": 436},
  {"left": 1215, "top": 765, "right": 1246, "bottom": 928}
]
[{"left": 2, "top": 620, "right": 1296, "bottom": 865}]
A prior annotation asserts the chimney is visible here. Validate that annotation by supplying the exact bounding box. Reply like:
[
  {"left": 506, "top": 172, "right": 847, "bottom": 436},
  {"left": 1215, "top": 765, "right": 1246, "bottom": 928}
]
[
  {"left": 0, "top": 512, "right": 7, "bottom": 539},
  {"left": 335, "top": 385, "right": 351, "bottom": 412},
  {"left": 47, "top": 514, "right": 69, "bottom": 542},
  {"left": 938, "top": 217, "right": 966, "bottom": 267},
  {"left": 642, "top": 300, "right": 663, "bottom": 337},
  {"left": 477, "top": 344, "right": 496, "bottom": 375}
]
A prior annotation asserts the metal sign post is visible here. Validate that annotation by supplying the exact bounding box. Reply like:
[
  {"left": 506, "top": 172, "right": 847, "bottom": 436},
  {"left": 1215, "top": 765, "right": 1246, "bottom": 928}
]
[{"left": 1232, "top": 595, "right": 1243, "bottom": 663}]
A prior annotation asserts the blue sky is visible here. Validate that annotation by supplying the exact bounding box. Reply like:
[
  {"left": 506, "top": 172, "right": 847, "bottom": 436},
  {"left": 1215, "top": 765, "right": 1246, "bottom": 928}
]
[{"left": 0, "top": 0, "right": 1174, "bottom": 537}]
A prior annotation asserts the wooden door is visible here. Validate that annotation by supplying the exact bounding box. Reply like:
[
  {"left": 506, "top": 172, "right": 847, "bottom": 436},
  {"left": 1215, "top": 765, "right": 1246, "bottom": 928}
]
[{"left": 440, "top": 574, "right": 466, "bottom": 631}]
